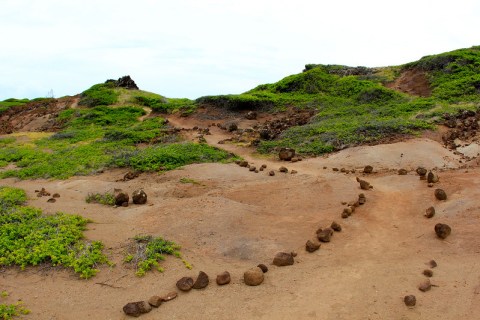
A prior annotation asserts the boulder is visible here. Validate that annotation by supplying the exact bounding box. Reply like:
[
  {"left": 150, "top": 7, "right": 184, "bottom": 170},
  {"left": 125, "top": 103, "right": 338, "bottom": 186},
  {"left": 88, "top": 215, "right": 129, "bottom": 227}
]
[
  {"left": 244, "top": 267, "right": 264, "bottom": 286},
  {"left": 356, "top": 177, "right": 372, "bottom": 190},
  {"left": 363, "top": 165, "right": 373, "bottom": 173},
  {"left": 434, "top": 189, "right": 447, "bottom": 200},
  {"left": 424, "top": 207, "right": 435, "bottom": 218},
  {"left": 193, "top": 271, "right": 209, "bottom": 289},
  {"left": 404, "top": 295, "right": 416, "bottom": 307},
  {"left": 305, "top": 240, "right": 321, "bottom": 252},
  {"left": 216, "top": 271, "right": 231, "bottom": 285},
  {"left": 123, "top": 301, "right": 152, "bottom": 317},
  {"left": 132, "top": 189, "right": 147, "bottom": 205},
  {"left": 434, "top": 223, "right": 451, "bottom": 239},
  {"left": 279, "top": 148, "right": 295, "bottom": 161},
  {"left": 176, "top": 277, "right": 194, "bottom": 291},
  {"left": 317, "top": 228, "right": 334, "bottom": 242},
  {"left": 273, "top": 252, "right": 294, "bottom": 266}
]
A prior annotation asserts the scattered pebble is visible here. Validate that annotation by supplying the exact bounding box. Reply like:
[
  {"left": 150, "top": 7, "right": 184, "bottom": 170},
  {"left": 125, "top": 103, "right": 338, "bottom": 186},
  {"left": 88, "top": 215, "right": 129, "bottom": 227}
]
[
  {"left": 216, "top": 271, "right": 231, "bottom": 285},
  {"left": 176, "top": 277, "right": 194, "bottom": 291},
  {"left": 424, "top": 207, "right": 435, "bottom": 218},
  {"left": 435, "top": 223, "right": 452, "bottom": 239},
  {"left": 418, "top": 279, "right": 432, "bottom": 292},
  {"left": 404, "top": 295, "right": 416, "bottom": 307},
  {"left": 423, "top": 269, "right": 433, "bottom": 277}
]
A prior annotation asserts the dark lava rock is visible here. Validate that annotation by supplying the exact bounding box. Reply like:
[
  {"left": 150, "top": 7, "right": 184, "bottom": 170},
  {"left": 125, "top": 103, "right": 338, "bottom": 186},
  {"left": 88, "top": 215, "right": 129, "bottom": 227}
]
[
  {"left": 317, "top": 228, "right": 334, "bottom": 242},
  {"left": 123, "top": 301, "right": 152, "bottom": 317},
  {"left": 416, "top": 167, "right": 427, "bottom": 176},
  {"left": 423, "top": 269, "right": 433, "bottom": 277},
  {"left": 434, "top": 189, "right": 447, "bottom": 200},
  {"left": 404, "top": 295, "right": 416, "bottom": 307},
  {"left": 176, "top": 277, "right": 194, "bottom": 291},
  {"left": 434, "top": 223, "right": 451, "bottom": 239},
  {"left": 244, "top": 267, "right": 264, "bottom": 286},
  {"left": 398, "top": 168, "right": 408, "bottom": 175},
  {"left": 424, "top": 206, "right": 435, "bottom": 218},
  {"left": 273, "top": 252, "right": 294, "bottom": 266},
  {"left": 115, "top": 191, "right": 129, "bottom": 206},
  {"left": 279, "top": 166, "right": 288, "bottom": 173},
  {"left": 161, "top": 292, "right": 178, "bottom": 302},
  {"left": 257, "top": 264, "right": 269, "bottom": 273},
  {"left": 363, "top": 165, "right": 373, "bottom": 173},
  {"left": 216, "top": 271, "right": 231, "bottom": 285},
  {"left": 148, "top": 296, "right": 163, "bottom": 308},
  {"left": 331, "top": 221, "right": 342, "bottom": 232},
  {"left": 114, "top": 75, "right": 139, "bottom": 90},
  {"left": 418, "top": 279, "right": 432, "bottom": 292},
  {"left": 305, "top": 240, "right": 321, "bottom": 252},
  {"left": 132, "top": 189, "right": 147, "bottom": 204},
  {"left": 193, "top": 271, "right": 209, "bottom": 289}
]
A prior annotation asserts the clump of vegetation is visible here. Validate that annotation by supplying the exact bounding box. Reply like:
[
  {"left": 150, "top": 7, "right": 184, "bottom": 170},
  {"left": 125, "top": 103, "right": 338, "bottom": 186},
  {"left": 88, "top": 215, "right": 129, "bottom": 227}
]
[
  {"left": 179, "top": 177, "right": 201, "bottom": 185},
  {"left": 0, "top": 186, "right": 110, "bottom": 279},
  {"left": 78, "top": 83, "right": 119, "bottom": 107},
  {"left": 124, "top": 235, "right": 190, "bottom": 276},
  {"left": 0, "top": 98, "right": 29, "bottom": 115},
  {"left": 85, "top": 192, "right": 115, "bottom": 206},
  {"left": 0, "top": 301, "right": 30, "bottom": 320}
]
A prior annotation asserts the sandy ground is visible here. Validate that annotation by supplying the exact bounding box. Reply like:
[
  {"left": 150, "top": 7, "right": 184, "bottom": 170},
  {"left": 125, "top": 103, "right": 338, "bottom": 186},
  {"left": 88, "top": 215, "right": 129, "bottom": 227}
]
[{"left": 1, "top": 114, "right": 480, "bottom": 320}]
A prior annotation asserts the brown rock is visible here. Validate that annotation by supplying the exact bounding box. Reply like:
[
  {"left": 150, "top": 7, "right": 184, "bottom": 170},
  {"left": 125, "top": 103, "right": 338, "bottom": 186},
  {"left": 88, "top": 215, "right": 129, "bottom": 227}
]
[
  {"left": 216, "top": 271, "right": 231, "bottom": 285},
  {"left": 279, "top": 148, "right": 295, "bottom": 161},
  {"left": 161, "top": 292, "right": 177, "bottom": 302},
  {"left": 176, "top": 277, "right": 194, "bottom": 291},
  {"left": 257, "top": 264, "right": 269, "bottom": 273},
  {"left": 261, "top": 164, "right": 267, "bottom": 169},
  {"left": 193, "top": 271, "right": 209, "bottom": 289},
  {"left": 428, "top": 260, "right": 438, "bottom": 268},
  {"left": 427, "top": 171, "right": 439, "bottom": 183},
  {"left": 340, "top": 168, "right": 346, "bottom": 172},
  {"left": 404, "top": 295, "right": 416, "bottom": 307},
  {"left": 148, "top": 296, "right": 163, "bottom": 308},
  {"left": 434, "top": 189, "right": 447, "bottom": 200},
  {"left": 238, "top": 161, "right": 249, "bottom": 167},
  {"left": 249, "top": 166, "right": 256, "bottom": 172},
  {"left": 398, "top": 168, "right": 408, "bottom": 175},
  {"left": 418, "top": 279, "right": 432, "bottom": 292},
  {"left": 291, "top": 170, "right": 298, "bottom": 174},
  {"left": 121, "top": 202, "right": 129, "bottom": 207},
  {"left": 343, "top": 207, "right": 353, "bottom": 216},
  {"left": 244, "top": 267, "right": 264, "bottom": 286},
  {"left": 416, "top": 167, "right": 427, "bottom": 176},
  {"left": 423, "top": 269, "right": 433, "bottom": 277},
  {"left": 52, "top": 193, "right": 60, "bottom": 198},
  {"left": 424, "top": 207, "right": 435, "bottom": 218},
  {"left": 273, "top": 252, "right": 294, "bottom": 266},
  {"left": 132, "top": 189, "right": 147, "bottom": 205},
  {"left": 226, "top": 122, "right": 238, "bottom": 132},
  {"left": 331, "top": 221, "right": 342, "bottom": 232},
  {"left": 356, "top": 177, "right": 372, "bottom": 190},
  {"left": 268, "top": 170, "right": 275, "bottom": 176},
  {"left": 317, "top": 228, "right": 334, "bottom": 242},
  {"left": 341, "top": 211, "right": 349, "bottom": 219},
  {"left": 279, "top": 166, "right": 288, "bottom": 173},
  {"left": 358, "top": 197, "right": 366, "bottom": 205},
  {"left": 123, "top": 301, "right": 152, "bottom": 317},
  {"left": 363, "top": 165, "right": 373, "bottom": 173},
  {"left": 115, "top": 191, "right": 129, "bottom": 206},
  {"left": 245, "top": 111, "right": 257, "bottom": 120},
  {"left": 305, "top": 240, "right": 321, "bottom": 252},
  {"left": 47, "top": 198, "right": 56, "bottom": 203},
  {"left": 434, "top": 223, "right": 451, "bottom": 239},
  {"left": 332, "top": 167, "right": 339, "bottom": 171}
]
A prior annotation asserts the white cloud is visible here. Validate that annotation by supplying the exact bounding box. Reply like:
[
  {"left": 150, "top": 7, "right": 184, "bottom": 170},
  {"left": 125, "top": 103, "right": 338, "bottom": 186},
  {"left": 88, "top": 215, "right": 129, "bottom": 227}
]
[{"left": 0, "top": 0, "right": 479, "bottom": 100}]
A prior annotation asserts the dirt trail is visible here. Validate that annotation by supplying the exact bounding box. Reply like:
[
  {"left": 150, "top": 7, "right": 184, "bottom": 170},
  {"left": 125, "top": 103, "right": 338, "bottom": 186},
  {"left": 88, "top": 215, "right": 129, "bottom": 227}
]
[{"left": 1, "top": 113, "right": 480, "bottom": 319}]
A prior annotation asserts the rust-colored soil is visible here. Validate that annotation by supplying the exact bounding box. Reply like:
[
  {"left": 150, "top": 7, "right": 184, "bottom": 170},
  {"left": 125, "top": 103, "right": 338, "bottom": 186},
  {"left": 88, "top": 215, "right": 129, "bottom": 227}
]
[
  {"left": 387, "top": 69, "right": 432, "bottom": 97},
  {"left": 2, "top": 112, "right": 480, "bottom": 320}
]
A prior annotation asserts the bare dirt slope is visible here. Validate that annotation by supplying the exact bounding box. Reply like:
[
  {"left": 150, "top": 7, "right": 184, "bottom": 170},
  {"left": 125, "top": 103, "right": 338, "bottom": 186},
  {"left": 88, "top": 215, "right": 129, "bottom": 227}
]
[{"left": 2, "top": 113, "right": 480, "bottom": 320}]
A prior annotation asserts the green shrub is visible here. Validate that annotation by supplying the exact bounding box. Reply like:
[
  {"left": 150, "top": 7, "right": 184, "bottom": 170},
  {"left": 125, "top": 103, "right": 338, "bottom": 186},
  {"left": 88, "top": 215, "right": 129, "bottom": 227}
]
[
  {"left": 0, "top": 187, "right": 27, "bottom": 208},
  {"left": 78, "top": 83, "right": 119, "bottom": 107},
  {"left": 85, "top": 192, "right": 115, "bottom": 206}
]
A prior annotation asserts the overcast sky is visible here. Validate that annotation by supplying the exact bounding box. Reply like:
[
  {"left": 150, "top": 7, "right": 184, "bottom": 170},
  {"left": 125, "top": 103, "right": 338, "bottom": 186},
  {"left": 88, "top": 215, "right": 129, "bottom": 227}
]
[{"left": 1, "top": 0, "right": 479, "bottom": 100}]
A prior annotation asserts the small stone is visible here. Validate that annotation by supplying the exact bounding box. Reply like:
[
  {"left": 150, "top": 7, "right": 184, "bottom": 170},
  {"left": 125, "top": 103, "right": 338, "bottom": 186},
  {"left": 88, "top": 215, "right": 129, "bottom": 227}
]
[
  {"left": 123, "top": 301, "right": 152, "bottom": 317},
  {"left": 148, "top": 296, "right": 162, "bottom": 308},
  {"left": 238, "top": 161, "right": 249, "bottom": 167},
  {"left": 343, "top": 207, "right": 353, "bottom": 217},
  {"left": 332, "top": 168, "right": 339, "bottom": 171},
  {"left": 291, "top": 170, "right": 298, "bottom": 174},
  {"left": 291, "top": 251, "right": 298, "bottom": 257},
  {"left": 269, "top": 170, "right": 275, "bottom": 176},
  {"left": 428, "top": 260, "right": 438, "bottom": 268},
  {"left": 216, "top": 271, "right": 231, "bottom": 285},
  {"left": 434, "top": 223, "right": 451, "bottom": 239},
  {"left": 356, "top": 177, "right": 372, "bottom": 190},
  {"left": 261, "top": 164, "right": 267, "bottom": 169},
  {"left": 340, "top": 168, "right": 346, "bottom": 172},
  {"left": 358, "top": 197, "right": 366, "bottom": 205},
  {"left": 363, "top": 165, "right": 373, "bottom": 173},
  {"left": 341, "top": 211, "right": 349, "bottom": 219},
  {"left": 427, "top": 171, "right": 439, "bottom": 183},
  {"left": 132, "top": 189, "right": 147, "bottom": 205},
  {"left": 176, "top": 277, "right": 194, "bottom": 291},
  {"left": 161, "top": 292, "right": 177, "bottom": 302},
  {"left": 398, "top": 169, "right": 408, "bottom": 175},
  {"left": 416, "top": 167, "right": 427, "bottom": 176},
  {"left": 193, "top": 271, "right": 209, "bottom": 289},
  {"left": 317, "top": 228, "right": 333, "bottom": 242},
  {"left": 434, "top": 189, "right": 447, "bottom": 200},
  {"left": 249, "top": 166, "right": 256, "bottom": 172},
  {"left": 418, "top": 279, "right": 432, "bottom": 292},
  {"left": 424, "top": 207, "right": 435, "bottom": 218},
  {"left": 423, "top": 269, "right": 433, "bottom": 277},
  {"left": 244, "top": 267, "right": 264, "bottom": 286},
  {"left": 52, "top": 193, "right": 60, "bottom": 198},
  {"left": 331, "top": 221, "right": 342, "bottom": 232},
  {"left": 47, "top": 198, "right": 56, "bottom": 203},
  {"left": 279, "top": 166, "right": 288, "bottom": 173},
  {"left": 255, "top": 169, "right": 259, "bottom": 173},
  {"left": 358, "top": 193, "right": 366, "bottom": 199},
  {"left": 257, "top": 264, "right": 269, "bottom": 273},
  {"left": 305, "top": 240, "right": 321, "bottom": 252},
  {"left": 115, "top": 192, "right": 129, "bottom": 206},
  {"left": 273, "top": 252, "right": 294, "bottom": 266},
  {"left": 404, "top": 295, "right": 416, "bottom": 307}
]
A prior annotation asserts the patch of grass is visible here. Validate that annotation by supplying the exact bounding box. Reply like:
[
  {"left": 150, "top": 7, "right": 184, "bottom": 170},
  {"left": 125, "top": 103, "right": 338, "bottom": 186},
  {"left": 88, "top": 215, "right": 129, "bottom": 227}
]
[
  {"left": 85, "top": 192, "right": 115, "bottom": 206},
  {"left": 78, "top": 83, "right": 119, "bottom": 107},
  {"left": 0, "top": 187, "right": 27, "bottom": 208},
  {"left": 0, "top": 186, "right": 110, "bottom": 279},
  {"left": 0, "top": 302, "right": 30, "bottom": 319},
  {"left": 179, "top": 177, "right": 201, "bottom": 185},
  {"left": 124, "top": 235, "right": 186, "bottom": 276},
  {"left": 0, "top": 98, "right": 29, "bottom": 115}
]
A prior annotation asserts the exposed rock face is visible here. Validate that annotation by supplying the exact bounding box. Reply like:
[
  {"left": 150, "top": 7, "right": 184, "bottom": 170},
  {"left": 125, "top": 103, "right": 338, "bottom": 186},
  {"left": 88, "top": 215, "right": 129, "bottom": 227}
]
[
  {"left": 193, "top": 271, "right": 209, "bottom": 289},
  {"left": 273, "top": 252, "right": 294, "bottom": 266},
  {"left": 244, "top": 267, "right": 264, "bottom": 286},
  {"left": 279, "top": 148, "right": 295, "bottom": 161},
  {"left": 404, "top": 295, "right": 416, "bottom": 307},
  {"left": 132, "top": 189, "right": 147, "bottom": 204},
  {"left": 111, "top": 75, "right": 139, "bottom": 90},
  {"left": 176, "top": 277, "right": 194, "bottom": 291},
  {"left": 434, "top": 189, "right": 447, "bottom": 200},
  {"left": 435, "top": 223, "right": 451, "bottom": 239},
  {"left": 305, "top": 240, "right": 321, "bottom": 252},
  {"left": 216, "top": 271, "right": 231, "bottom": 285},
  {"left": 123, "top": 301, "right": 152, "bottom": 317}
]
